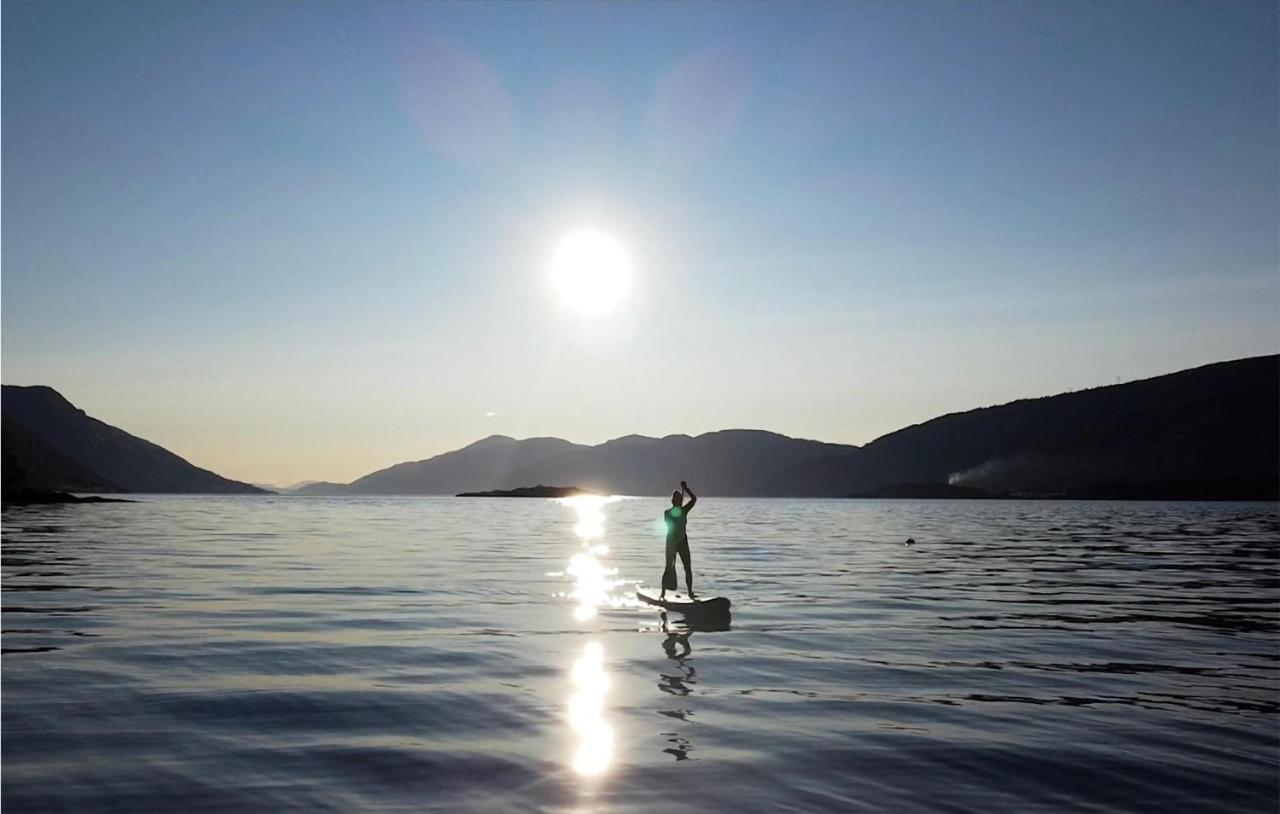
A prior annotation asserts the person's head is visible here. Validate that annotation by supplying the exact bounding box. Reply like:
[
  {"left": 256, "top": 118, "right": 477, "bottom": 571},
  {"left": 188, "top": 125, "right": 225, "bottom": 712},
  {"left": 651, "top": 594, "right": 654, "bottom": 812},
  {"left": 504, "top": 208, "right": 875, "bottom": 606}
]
[{"left": 671, "top": 489, "right": 683, "bottom": 506}]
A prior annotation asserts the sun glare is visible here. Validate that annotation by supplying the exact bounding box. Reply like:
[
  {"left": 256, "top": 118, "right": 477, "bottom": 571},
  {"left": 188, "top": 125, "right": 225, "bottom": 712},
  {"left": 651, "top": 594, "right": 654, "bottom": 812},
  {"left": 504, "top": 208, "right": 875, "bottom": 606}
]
[{"left": 550, "top": 230, "right": 631, "bottom": 316}]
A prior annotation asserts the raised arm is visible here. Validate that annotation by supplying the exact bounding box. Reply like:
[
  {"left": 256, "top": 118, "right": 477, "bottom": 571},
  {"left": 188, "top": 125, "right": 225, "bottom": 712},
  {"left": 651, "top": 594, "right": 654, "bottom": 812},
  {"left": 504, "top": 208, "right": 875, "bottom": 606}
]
[{"left": 681, "top": 480, "right": 697, "bottom": 512}]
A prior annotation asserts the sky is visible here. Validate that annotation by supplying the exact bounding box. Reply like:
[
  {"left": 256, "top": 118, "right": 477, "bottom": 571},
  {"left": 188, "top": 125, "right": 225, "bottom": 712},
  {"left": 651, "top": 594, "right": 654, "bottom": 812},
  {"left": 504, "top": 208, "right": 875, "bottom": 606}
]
[{"left": 3, "top": 0, "right": 1277, "bottom": 486}]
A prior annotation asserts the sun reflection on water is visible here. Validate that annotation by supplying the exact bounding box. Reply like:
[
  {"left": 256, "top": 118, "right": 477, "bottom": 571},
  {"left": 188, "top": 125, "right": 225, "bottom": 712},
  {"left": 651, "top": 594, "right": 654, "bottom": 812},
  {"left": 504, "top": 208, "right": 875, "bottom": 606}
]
[
  {"left": 557, "top": 495, "right": 629, "bottom": 778},
  {"left": 557, "top": 496, "right": 634, "bottom": 622},
  {"left": 568, "top": 640, "right": 614, "bottom": 776}
]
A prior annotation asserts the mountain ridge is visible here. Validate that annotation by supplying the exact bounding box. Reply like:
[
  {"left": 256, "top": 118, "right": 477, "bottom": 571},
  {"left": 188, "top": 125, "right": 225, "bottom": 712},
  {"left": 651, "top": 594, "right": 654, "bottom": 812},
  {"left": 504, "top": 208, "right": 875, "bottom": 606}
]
[
  {"left": 6, "top": 355, "right": 1275, "bottom": 500},
  {"left": 1, "top": 385, "right": 269, "bottom": 495},
  {"left": 296, "top": 354, "right": 1278, "bottom": 498}
]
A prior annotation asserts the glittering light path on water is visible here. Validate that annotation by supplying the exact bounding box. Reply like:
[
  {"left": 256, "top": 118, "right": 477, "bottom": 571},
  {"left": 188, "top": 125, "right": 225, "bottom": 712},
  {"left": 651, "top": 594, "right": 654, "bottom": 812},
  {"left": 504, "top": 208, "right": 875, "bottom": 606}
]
[
  {"left": 555, "top": 495, "right": 630, "bottom": 779},
  {"left": 568, "top": 640, "right": 613, "bottom": 777}
]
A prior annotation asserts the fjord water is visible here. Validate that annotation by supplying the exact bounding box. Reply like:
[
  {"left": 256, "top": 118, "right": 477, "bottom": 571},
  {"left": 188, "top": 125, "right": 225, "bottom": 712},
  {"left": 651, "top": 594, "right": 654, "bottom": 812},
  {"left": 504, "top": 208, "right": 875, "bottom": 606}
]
[{"left": 3, "top": 497, "right": 1277, "bottom": 813}]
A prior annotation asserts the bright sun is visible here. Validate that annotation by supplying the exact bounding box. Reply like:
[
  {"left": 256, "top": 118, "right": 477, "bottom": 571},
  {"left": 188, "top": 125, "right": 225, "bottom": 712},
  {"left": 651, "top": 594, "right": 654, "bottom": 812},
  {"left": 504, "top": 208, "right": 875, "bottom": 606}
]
[{"left": 550, "top": 230, "right": 631, "bottom": 316}]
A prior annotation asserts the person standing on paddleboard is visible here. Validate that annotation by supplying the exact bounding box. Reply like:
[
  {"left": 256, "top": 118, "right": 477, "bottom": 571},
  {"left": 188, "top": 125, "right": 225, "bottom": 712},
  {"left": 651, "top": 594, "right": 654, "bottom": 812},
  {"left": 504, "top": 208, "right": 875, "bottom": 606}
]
[{"left": 661, "top": 480, "right": 697, "bottom": 600}]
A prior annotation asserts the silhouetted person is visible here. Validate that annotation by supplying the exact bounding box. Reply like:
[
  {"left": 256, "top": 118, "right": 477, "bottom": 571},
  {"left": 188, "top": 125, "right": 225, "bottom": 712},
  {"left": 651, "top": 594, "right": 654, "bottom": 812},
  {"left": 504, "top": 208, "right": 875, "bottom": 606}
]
[{"left": 661, "top": 480, "right": 697, "bottom": 600}]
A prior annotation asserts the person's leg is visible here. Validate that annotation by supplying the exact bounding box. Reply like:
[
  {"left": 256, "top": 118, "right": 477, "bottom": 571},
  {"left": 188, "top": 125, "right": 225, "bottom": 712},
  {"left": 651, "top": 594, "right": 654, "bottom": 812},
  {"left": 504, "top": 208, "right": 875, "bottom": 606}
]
[
  {"left": 661, "top": 537, "right": 678, "bottom": 599},
  {"left": 678, "top": 538, "right": 694, "bottom": 598}
]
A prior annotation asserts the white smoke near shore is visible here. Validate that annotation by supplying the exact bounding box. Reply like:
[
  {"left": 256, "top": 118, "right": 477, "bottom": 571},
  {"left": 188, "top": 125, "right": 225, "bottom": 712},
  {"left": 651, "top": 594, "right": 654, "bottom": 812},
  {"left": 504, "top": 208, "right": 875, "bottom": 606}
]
[
  {"left": 948, "top": 451, "right": 1115, "bottom": 494},
  {"left": 948, "top": 457, "right": 1014, "bottom": 487}
]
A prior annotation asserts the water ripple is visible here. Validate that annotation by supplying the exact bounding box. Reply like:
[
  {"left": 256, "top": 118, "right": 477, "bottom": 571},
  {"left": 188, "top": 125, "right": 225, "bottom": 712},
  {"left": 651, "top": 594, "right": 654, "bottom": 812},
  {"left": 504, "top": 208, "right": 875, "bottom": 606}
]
[{"left": 2, "top": 496, "right": 1277, "bottom": 812}]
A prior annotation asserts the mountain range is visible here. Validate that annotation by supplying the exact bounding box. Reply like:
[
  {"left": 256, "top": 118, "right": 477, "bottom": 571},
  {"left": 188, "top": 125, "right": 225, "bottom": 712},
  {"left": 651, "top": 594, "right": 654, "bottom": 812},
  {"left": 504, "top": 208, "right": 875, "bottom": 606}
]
[
  {"left": 294, "top": 355, "right": 1278, "bottom": 499},
  {"left": 3, "top": 355, "right": 1276, "bottom": 501}
]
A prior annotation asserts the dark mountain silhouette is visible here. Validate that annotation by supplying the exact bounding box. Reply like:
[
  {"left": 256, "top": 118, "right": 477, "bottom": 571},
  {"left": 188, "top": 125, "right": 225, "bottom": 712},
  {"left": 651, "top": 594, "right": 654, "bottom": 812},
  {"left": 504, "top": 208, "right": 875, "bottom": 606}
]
[
  {"left": 842, "top": 354, "right": 1278, "bottom": 499},
  {"left": 1, "top": 385, "right": 268, "bottom": 494},
  {"left": 3, "top": 419, "right": 123, "bottom": 494},
  {"left": 343, "top": 435, "right": 587, "bottom": 495},
  {"left": 303, "top": 355, "right": 1277, "bottom": 499},
  {"left": 499, "top": 429, "right": 854, "bottom": 496}
]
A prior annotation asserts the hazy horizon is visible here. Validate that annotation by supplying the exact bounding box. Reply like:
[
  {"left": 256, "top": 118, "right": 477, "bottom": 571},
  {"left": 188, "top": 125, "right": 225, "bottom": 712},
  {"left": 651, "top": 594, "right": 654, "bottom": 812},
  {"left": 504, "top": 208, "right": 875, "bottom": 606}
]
[
  {"left": 5, "top": 351, "right": 1274, "bottom": 489},
  {"left": 4, "top": 1, "right": 1277, "bottom": 485}
]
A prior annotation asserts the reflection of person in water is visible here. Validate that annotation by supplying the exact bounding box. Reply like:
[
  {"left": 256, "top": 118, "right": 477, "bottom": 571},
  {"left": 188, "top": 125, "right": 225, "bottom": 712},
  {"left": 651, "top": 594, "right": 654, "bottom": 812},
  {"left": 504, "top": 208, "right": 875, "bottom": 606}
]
[
  {"left": 661, "top": 480, "right": 697, "bottom": 600},
  {"left": 663, "top": 629, "right": 692, "bottom": 662},
  {"left": 658, "top": 613, "right": 696, "bottom": 760},
  {"left": 659, "top": 612, "right": 696, "bottom": 693}
]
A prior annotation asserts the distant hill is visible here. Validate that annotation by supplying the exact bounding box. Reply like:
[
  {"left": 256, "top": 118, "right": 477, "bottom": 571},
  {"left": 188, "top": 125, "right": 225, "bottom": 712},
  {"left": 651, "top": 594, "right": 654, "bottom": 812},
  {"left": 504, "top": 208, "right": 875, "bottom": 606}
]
[
  {"left": 499, "top": 430, "right": 854, "bottom": 496},
  {"left": 1, "top": 385, "right": 268, "bottom": 495},
  {"left": 305, "top": 355, "right": 1278, "bottom": 499},
  {"left": 253, "top": 480, "right": 322, "bottom": 493},
  {"left": 345, "top": 435, "right": 588, "bottom": 495},
  {"left": 302, "top": 430, "right": 856, "bottom": 497},
  {"left": 844, "top": 354, "right": 1278, "bottom": 499},
  {"left": 291, "top": 481, "right": 353, "bottom": 496}
]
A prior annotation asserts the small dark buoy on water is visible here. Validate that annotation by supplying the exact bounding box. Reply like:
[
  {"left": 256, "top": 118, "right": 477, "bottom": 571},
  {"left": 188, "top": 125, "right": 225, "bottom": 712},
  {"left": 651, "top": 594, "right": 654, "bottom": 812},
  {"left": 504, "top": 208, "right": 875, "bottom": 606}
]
[{"left": 905, "top": 537, "right": 916, "bottom": 546}]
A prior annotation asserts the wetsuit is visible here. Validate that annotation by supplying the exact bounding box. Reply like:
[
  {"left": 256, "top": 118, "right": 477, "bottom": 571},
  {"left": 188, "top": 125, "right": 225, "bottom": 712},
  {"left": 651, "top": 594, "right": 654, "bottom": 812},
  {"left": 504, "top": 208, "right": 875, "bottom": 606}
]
[{"left": 662, "top": 500, "right": 695, "bottom": 592}]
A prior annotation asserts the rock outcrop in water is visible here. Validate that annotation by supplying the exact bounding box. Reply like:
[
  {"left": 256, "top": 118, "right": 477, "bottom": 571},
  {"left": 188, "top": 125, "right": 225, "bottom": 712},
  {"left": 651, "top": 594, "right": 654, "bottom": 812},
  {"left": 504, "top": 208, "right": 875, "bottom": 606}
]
[
  {"left": 304, "top": 355, "right": 1277, "bottom": 500},
  {"left": 1, "top": 386, "right": 269, "bottom": 495},
  {"left": 456, "top": 485, "right": 593, "bottom": 498}
]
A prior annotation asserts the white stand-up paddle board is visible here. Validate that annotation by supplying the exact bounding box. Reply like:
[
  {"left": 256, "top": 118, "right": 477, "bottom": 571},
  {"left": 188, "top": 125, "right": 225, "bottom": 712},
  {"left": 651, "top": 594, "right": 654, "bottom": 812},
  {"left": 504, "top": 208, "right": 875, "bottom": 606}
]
[{"left": 636, "top": 589, "right": 731, "bottom": 616}]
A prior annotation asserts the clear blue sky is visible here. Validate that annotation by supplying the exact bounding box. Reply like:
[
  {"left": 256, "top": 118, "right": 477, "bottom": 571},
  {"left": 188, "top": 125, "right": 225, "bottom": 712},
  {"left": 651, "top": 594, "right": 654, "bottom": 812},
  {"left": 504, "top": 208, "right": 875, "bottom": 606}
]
[{"left": 4, "top": 0, "right": 1277, "bottom": 484}]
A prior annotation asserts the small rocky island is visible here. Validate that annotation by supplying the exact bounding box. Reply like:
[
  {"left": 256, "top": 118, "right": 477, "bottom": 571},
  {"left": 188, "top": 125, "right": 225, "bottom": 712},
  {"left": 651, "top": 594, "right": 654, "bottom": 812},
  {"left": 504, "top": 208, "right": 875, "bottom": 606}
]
[{"left": 456, "top": 485, "right": 593, "bottom": 498}]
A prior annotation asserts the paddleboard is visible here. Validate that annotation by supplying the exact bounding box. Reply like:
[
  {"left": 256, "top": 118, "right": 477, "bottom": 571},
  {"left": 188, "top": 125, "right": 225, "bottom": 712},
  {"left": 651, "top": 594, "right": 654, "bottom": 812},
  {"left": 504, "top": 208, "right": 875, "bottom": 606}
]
[{"left": 636, "top": 589, "right": 731, "bottom": 615}]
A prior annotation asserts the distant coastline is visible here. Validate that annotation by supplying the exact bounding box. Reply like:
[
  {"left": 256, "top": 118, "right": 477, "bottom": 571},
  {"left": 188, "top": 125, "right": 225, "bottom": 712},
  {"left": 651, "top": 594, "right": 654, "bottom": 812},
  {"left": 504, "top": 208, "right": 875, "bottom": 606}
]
[{"left": 2, "top": 490, "right": 133, "bottom": 506}]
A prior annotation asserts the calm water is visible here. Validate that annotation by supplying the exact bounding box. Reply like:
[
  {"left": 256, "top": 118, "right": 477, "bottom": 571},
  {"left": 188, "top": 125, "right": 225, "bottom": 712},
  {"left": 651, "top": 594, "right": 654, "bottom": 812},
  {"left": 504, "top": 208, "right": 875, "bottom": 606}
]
[{"left": 2, "top": 497, "right": 1278, "bottom": 813}]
